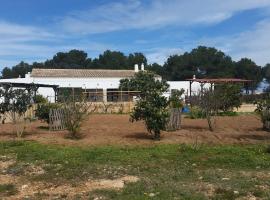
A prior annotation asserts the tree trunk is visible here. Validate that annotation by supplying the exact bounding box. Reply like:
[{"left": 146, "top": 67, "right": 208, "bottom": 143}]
[
  {"left": 154, "top": 130, "right": 161, "bottom": 140},
  {"left": 206, "top": 114, "right": 213, "bottom": 132}
]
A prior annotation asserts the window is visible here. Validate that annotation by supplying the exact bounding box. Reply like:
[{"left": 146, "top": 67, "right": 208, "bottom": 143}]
[
  {"left": 83, "top": 89, "right": 103, "bottom": 102},
  {"left": 58, "top": 87, "right": 83, "bottom": 102},
  {"left": 107, "top": 89, "right": 133, "bottom": 102},
  {"left": 107, "top": 89, "right": 119, "bottom": 102}
]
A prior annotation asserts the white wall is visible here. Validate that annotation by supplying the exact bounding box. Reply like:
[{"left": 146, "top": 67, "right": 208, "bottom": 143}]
[
  {"left": 167, "top": 81, "right": 211, "bottom": 98},
  {"left": 34, "top": 77, "right": 126, "bottom": 102},
  {"left": 0, "top": 76, "right": 210, "bottom": 102},
  {"left": 0, "top": 76, "right": 125, "bottom": 102}
]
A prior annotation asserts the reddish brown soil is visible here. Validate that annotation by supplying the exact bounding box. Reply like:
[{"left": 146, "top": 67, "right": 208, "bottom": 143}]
[{"left": 0, "top": 114, "right": 270, "bottom": 146}]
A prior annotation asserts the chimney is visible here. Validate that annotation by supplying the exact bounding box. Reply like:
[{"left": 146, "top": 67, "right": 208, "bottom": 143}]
[
  {"left": 25, "top": 72, "right": 31, "bottom": 79},
  {"left": 134, "top": 64, "right": 139, "bottom": 72},
  {"left": 193, "top": 74, "right": 196, "bottom": 79},
  {"left": 141, "top": 63, "right": 145, "bottom": 71}
]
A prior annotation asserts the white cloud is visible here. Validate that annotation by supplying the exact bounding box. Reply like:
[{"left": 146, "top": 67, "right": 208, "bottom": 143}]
[
  {"left": 229, "top": 20, "right": 270, "bottom": 65},
  {"left": 196, "top": 19, "right": 270, "bottom": 66},
  {"left": 0, "top": 21, "right": 57, "bottom": 68},
  {"left": 0, "top": 20, "right": 115, "bottom": 68},
  {"left": 0, "top": 21, "right": 54, "bottom": 42},
  {"left": 60, "top": 0, "right": 270, "bottom": 34},
  {"left": 144, "top": 16, "right": 270, "bottom": 66},
  {"left": 145, "top": 47, "right": 184, "bottom": 64},
  {"left": 1, "top": 0, "right": 270, "bottom": 69}
]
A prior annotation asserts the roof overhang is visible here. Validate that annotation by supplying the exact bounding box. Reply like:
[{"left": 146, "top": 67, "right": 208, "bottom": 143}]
[
  {"left": 186, "top": 78, "right": 253, "bottom": 84},
  {"left": 0, "top": 82, "right": 59, "bottom": 89}
]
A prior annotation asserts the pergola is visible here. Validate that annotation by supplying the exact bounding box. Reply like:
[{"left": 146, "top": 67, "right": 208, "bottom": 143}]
[
  {"left": 0, "top": 82, "right": 59, "bottom": 102},
  {"left": 185, "top": 78, "right": 253, "bottom": 97}
]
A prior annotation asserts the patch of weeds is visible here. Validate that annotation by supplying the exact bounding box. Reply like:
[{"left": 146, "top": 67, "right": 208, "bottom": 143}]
[
  {"left": 178, "top": 143, "right": 204, "bottom": 154},
  {"left": 266, "top": 145, "right": 270, "bottom": 153},
  {"left": 6, "top": 163, "right": 25, "bottom": 175},
  {"left": 217, "top": 111, "right": 238, "bottom": 117},
  {"left": 1, "top": 141, "right": 270, "bottom": 199},
  {"left": 0, "top": 141, "right": 25, "bottom": 151},
  {"left": 213, "top": 188, "right": 238, "bottom": 200},
  {"left": 252, "top": 189, "right": 265, "bottom": 198},
  {"left": 32, "top": 192, "right": 50, "bottom": 199},
  {"left": 0, "top": 155, "right": 15, "bottom": 162},
  {"left": 0, "top": 184, "right": 17, "bottom": 196},
  {"left": 88, "top": 189, "right": 118, "bottom": 200},
  {"left": 37, "top": 126, "right": 49, "bottom": 130}
]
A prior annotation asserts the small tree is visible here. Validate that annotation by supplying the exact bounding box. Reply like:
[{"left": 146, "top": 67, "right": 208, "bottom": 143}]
[
  {"left": 61, "top": 95, "right": 91, "bottom": 139},
  {"left": 255, "top": 94, "right": 270, "bottom": 130},
  {"left": 35, "top": 103, "right": 61, "bottom": 124},
  {"left": 200, "top": 89, "right": 220, "bottom": 131},
  {"left": 169, "top": 89, "right": 185, "bottom": 108},
  {"left": 166, "top": 89, "right": 185, "bottom": 131},
  {"left": 190, "top": 84, "right": 241, "bottom": 131},
  {"left": 0, "top": 87, "right": 32, "bottom": 137},
  {"left": 120, "top": 71, "right": 169, "bottom": 140},
  {"left": 33, "top": 94, "right": 48, "bottom": 104},
  {"left": 191, "top": 89, "right": 220, "bottom": 131},
  {"left": 214, "top": 84, "right": 241, "bottom": 112}
]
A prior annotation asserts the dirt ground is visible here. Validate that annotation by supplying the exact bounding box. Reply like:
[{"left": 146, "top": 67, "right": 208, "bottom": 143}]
[
  {"left": 0, "top": 155, "right": 139, "bottom": 199},
  {"left": 0, "top": 114, "right": 270, "bottom": 146}
]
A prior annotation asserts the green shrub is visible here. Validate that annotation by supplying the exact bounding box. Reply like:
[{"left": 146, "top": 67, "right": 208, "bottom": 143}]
[
  {"left": 215, "top": 84, "right": 242, "bottom": 112},
  {"left": 120, "top": 71, "right": 169, "bottom": 140},
  {"left": 188, "top": 108, "right": 238, "bottom": 119},
  {"left": 34, "top": 94, "right": 48, "bottom": 104},
  {"left": 255, "top": 95, "right": 270, "bottom": 129},
  {"left": 187, "top": 106, "right": 206, "bottom": 119},
  {"left": 35, "top": 103, "right": 60, "bottom": 123},
  {"left": 217, "top": 111, "right": 238, "bottom": 116},
  {"left": 169, "top": 89, "right": 185, "bottom": 108},
  {"left": 0, "top": 184, "right": 17, "bottom": 196},
  {"left": 266, "top": 146, "right": 270, "bottom": 154},
  {"left": 262, "top": 109, "right": 270, "bottom": 122}
]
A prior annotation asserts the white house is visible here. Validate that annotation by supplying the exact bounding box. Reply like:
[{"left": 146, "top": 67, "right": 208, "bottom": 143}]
[{"left": 0, "top": 64, "right": 206, "bottom": 102}]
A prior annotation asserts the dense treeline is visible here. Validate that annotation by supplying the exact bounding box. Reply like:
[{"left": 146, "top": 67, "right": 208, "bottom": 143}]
[
  {"left": 1, "top": 50, "right": 147, "bottom": 79},
  {"left": 1, "top": 46, "right": 269, "bottom": 88}
]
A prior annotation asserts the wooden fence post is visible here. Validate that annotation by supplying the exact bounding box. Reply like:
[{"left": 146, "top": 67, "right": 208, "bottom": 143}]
[{"left": 167, "top": 108, "right": 182, "bottom": 131}]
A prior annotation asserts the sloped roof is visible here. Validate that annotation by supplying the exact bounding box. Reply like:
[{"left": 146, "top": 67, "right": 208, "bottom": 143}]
[{"left": 31, "top": 68, "right": 136, "bottom": 78}]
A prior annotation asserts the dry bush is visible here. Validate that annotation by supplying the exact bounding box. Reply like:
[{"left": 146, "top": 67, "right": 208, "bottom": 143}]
[
  {"left": 61, "top": 96, "right": 96, "bottom": 138},
  {"left": 191, "top": 89, "right": 220, "bottom": 131}
]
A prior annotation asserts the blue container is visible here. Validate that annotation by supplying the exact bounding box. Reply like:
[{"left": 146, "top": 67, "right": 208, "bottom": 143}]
[{"left": 182, "top": 106, "right": 190, "bottom": 113}]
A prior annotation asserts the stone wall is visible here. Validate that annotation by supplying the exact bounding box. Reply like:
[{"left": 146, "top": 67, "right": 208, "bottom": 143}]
[
  {"left": 233, "top": 104, "right": 257, "bottom": 113},
  {"left": 0, "top": 105, "right": 37, "bottom": 124},
  {"left": 87, "top": 102, "right": 135, "bottom": 114},
  {"left": 0, "top": 102, "right": 135, "bottom": 124}
]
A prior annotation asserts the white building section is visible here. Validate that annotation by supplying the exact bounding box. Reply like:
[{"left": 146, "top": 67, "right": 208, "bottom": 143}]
[
  {"left": 167, "top": 81, "right": 209, "bottom": 98},
  {"left": 0, "top": 65, "right": 208, "bottom": 102}
]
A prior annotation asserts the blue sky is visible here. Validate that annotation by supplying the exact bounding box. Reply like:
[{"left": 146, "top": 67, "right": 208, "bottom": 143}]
[{"left": 1, "top": 0, "right": 270, "bottom": 71}]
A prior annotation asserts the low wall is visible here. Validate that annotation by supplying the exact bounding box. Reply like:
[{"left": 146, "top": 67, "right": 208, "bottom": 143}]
[
  {"left": 87, "top": 102, "right": 135, "bottom": 114},
  {"left": 234, "top": 104, "right": 257, "bottom": 113},
  {"left": 0, "top": 105, "right": 37, "bottom": 124},
  {"left": 0, "top": 102, "right": 135, "bottom": 124}
]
